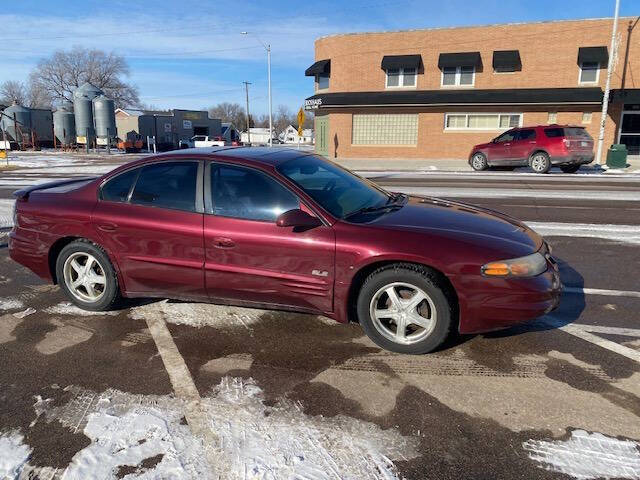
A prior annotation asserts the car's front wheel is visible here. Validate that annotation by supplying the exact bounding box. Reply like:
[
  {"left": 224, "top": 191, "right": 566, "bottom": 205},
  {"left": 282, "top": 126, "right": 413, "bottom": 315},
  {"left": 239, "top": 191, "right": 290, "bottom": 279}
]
[
  {"left": 56, "top": 240, "right": 120, "bottom": 311},
  {"left": 470, "top": 152, "right": 488, "bottom": 171},
  {"left": 357, "top": 264, "right": 453, "bottom": 354}
]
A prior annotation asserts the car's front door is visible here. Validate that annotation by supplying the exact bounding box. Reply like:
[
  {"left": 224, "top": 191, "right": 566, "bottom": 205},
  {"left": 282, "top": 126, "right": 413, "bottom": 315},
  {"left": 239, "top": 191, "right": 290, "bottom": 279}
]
[
  {"left": 93, "top": 160, "right": 206, "bottom": 299},
  {"left": 510, "top": 128, "right": 537, "bottom": 162},
  {"left": 203, "top": 162, "right": 335, "bottom": 313},
  {"left": 487, "top": 130, "right": 517, "bottom": 163}
]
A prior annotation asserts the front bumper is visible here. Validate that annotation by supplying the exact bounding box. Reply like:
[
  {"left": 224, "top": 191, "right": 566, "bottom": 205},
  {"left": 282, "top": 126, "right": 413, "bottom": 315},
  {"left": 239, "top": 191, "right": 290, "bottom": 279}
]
[
  {"left": 550, "top": 153, "right": 594, "bottom": 166},
  {"left": 453, "top": 247, "right": 562, "bottom": 334}
]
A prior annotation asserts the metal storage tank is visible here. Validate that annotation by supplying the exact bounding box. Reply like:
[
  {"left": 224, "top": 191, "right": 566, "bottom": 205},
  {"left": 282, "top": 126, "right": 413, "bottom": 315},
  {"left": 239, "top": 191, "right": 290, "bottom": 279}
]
[
  {"left": 53, "top": 106, "right": 76, "bottom": 145},
  {"left": 92, "top": 95, "right": 116, "bottom": 144},
  {"left": 0, "top": 103, "right": 31, "bottom": 141},
  {"left": 73, "top": 82, "right": 102, "bottom": 143}
]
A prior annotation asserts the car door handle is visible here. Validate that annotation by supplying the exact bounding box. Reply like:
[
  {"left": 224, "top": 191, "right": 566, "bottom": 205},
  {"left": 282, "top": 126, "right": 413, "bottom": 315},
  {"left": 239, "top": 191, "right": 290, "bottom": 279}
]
[
  {"left": 212, "top": 237, "right": 235, "bottom": 249},
  {"left": 97, "top": 222, "right": 118, "bottom": 233}
]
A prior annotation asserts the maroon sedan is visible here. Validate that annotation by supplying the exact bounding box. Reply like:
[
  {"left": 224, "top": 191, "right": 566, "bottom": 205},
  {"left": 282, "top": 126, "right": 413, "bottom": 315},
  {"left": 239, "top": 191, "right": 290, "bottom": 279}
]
[{"left": 9, "top": 148, "right": 561, "bottom": 354}]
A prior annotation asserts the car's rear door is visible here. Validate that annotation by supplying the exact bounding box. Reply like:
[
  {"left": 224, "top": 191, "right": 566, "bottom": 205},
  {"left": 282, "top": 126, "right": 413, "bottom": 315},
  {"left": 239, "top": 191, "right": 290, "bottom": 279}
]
[
  {"left": 92, "top": 160, "right": 206, "bottom": 299},
  {"left": 203, "top": 161, "right": 335, "bottom": 313},
  {"left": 510, "top": 128, "right": 537, "bottom": 162}
]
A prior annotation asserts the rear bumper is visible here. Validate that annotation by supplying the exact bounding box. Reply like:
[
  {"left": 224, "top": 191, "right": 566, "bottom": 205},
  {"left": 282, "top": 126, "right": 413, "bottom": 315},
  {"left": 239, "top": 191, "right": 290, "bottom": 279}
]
[
  {"left": 453, "top": 256, "right": 562, "bottom": 334},
  {"left": 550, "top": 153, "right": 594, "bottom": 166}
]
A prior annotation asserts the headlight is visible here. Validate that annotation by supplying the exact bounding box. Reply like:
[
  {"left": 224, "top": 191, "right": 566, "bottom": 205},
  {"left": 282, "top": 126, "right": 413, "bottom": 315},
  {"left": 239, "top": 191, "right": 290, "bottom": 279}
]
[{"left": 482, "top": 252, "right": 547, "bottom": 278}]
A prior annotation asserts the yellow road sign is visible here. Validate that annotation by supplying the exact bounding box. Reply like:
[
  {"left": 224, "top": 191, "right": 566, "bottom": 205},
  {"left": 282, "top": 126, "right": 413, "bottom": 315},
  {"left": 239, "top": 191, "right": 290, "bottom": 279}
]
[{"left": 297, "top": 107, "right": 305, "bottom": 136}]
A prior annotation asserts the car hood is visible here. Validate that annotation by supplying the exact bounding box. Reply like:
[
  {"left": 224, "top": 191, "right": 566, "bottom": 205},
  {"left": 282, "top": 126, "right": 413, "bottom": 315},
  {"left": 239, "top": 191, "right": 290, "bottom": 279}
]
[{"left": 366, "top": 195, "right": 542, "bottom": 254}]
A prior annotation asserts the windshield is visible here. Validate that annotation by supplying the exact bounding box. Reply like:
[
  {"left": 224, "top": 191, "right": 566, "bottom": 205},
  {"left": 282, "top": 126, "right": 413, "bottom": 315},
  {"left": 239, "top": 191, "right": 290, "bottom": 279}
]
[{"left": 276, "top": 155, "right": 391, "bottom": 219}]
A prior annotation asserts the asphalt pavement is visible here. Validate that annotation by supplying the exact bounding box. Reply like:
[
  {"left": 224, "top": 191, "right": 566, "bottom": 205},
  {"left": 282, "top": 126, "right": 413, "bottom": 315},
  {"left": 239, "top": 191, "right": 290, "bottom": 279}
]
[{"left": 0, "top": 153, "right": 639, "bottom": 479}]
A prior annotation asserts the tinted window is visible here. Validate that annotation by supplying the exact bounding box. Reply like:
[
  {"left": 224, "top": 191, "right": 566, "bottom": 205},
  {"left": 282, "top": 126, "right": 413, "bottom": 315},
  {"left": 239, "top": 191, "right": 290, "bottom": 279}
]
[
  {"left": 210, "top": 164, "right": 299, "bottom": 222},
  {"left": 101, "top": 168, "right": 140, "bottom": 202},
  {"left": 544, "top": 128, "right": 564, "bottom": 138},
  {"left": 130, "top": 162, "right": 198, "bottom": 212},
  {"left": 565, "top": 127, "right": 591, "bottom": 138},
  {"left": 495, "top": 131, "right": 516, "bottom": 143},
  {"left": 517, "top": 129, "right": 536, "bottom": 140}
]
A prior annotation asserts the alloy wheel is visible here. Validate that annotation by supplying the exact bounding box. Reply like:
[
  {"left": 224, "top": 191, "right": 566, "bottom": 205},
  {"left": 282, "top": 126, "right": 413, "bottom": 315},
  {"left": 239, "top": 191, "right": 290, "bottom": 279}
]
[
  {"left": 63, "top": 252, "right": 107, "bottom": 303},
  {"left": 531, "top": 154, "right": 549, "bottom": 172},
  {"left": 369, "top": 282, "right": 437, "bottom": 345},
  {"left": 472, "top": 154, "right": 486, "bottom": 170}
]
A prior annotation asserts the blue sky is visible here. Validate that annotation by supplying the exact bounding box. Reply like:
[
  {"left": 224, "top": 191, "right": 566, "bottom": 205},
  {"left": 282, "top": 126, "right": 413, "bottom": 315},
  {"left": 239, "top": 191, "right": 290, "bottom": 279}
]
[{"left": 3, "top": 0, "right": 637, "bottom": 114}]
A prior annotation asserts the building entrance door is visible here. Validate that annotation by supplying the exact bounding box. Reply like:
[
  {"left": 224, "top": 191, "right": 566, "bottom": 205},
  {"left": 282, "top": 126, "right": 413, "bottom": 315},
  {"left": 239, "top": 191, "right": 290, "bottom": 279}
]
[
  {"left": 619, "top": 107, "right": 640, "bottom": 155},
  {"left": 315, "top": 115, "right": 329, "bottom": 157}
]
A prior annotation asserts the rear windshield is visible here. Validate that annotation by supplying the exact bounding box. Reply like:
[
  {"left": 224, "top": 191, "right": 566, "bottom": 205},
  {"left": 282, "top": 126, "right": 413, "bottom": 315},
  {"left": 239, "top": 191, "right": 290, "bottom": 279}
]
[{"left": 544, "top": 127, "right": 591, "bottom": 139}]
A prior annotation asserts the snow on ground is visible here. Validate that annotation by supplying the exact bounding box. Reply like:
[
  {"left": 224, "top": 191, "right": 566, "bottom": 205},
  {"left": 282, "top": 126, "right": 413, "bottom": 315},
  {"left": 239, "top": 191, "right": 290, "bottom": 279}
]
[
  {"left": 0, "top": 199, "right": 15, "bottom": 229},
  {"left": 4, "top": 154, "right": 104, "bottom": 169},
  {"left": 524, "top": 429, "right": 640, "bottom": 479},
  {"left": 129, "top": 300, "right": 265, "bottom": 329},
  {"left": 0, "top": 298, "right": 24, "bottom": 311},
  {"left": 0, "top": 431, "right": 31, "bottom": 478},
  {"left": 4, "top": 377, "right": 416, "bottom": 479},
  {"left": 45, "top": 302, "right": 119, "bottom": 316}
]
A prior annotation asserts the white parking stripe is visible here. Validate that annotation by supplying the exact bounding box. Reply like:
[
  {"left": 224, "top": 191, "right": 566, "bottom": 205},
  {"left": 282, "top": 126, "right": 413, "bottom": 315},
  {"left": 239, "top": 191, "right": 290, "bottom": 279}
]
[
  {"left": 542, "top": 317, "right": 640, "bottom": 363},
  {"left": 572, "top": 324, "right": 640, "bottom": 338},
  {"left": 563, "top": 287, "right": 640, "bottom": 298},
  {"left": 526, "top": 222, "right": 640, "bottom": 245}
]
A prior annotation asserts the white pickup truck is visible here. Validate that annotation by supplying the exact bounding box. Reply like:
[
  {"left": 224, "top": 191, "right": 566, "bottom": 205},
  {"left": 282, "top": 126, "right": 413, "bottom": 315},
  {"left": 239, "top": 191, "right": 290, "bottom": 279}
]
[{"left": 180, "top": 135, "right": 225, "bottom": 149}]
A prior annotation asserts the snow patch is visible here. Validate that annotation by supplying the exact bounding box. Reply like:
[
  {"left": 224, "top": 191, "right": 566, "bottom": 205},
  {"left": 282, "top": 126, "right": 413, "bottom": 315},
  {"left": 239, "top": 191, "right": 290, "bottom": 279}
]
[
  {"left": 0, "top": 298, "right": 24, "bottom": 311},
  {"left": 129, "top": 299, "right": 264, "bottom": 329},
  {"left": 13, "top": 307, "right": 36, "bottom": 319},
  {"left": 524, "top": 429, "right": 640, "bottom": 479},
  {"left": 45, "top": 302, "right": 119, "bottom": 316},
  {"left": 0, "top": 199, "right": 14, "bottom": 229},
  {"left": 0, "top": 431, "right": 32, "bottom": 479}
]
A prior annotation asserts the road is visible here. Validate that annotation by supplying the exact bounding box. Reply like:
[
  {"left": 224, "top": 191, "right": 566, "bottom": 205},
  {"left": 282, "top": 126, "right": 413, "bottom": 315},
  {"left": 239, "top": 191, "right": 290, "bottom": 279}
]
[{"left": 1, "top": 153, "right": 639, "bottom": 479}]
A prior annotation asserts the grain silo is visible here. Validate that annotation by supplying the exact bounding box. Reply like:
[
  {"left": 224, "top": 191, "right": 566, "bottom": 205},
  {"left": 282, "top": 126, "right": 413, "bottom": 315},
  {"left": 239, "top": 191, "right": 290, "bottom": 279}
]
[
  {"left": 92, "top": 95, "right": 116, "bottom": 145},
  {"left": 53, "top": 105, "right": 76, "bottom": 146},
  {"left": 0, "top": 103, "right": 31, "bottom": 142},
  {"left": 73, "top": 82, "right": 103, "bottom": 144}
]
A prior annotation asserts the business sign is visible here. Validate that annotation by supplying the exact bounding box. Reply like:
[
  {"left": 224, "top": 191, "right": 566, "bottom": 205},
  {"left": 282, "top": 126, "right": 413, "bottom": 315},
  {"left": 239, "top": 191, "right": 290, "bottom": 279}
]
[
  {"left": 304, "top": 98, "right": 322, "bottom": 110},
  {"left": 183, "top": 112, "right": 203, "bottom": 120},
  {"left": 183, "top": 120, "right": 192, "bottom": 129}
]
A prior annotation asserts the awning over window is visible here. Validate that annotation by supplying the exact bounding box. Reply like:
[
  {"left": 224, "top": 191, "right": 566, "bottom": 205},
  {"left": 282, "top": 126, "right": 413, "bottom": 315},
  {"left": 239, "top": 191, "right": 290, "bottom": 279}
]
[
  {"left": 578, "top": 46, "right": 608, "bottom": 66},
  {"left": 492, "top": 50, "right": 521, "bottom": 71},
  {"left": 305, "top": 59, "right": 330, "bottom": 76},
  {"left": 381, "top": 54, "right": 422, "bottom": 70},
  {"left": 610, "top": 89, "right": 640, "bottom": 103},
  {"left": 438, "top": 52, "right": 482, "bottom": 69}
]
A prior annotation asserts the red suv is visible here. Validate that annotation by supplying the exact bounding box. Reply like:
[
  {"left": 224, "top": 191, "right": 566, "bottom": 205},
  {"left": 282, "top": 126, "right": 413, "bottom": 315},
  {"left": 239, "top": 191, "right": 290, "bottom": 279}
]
[{"left": 469, "top": 125, "right": 595, "bottom": 173}]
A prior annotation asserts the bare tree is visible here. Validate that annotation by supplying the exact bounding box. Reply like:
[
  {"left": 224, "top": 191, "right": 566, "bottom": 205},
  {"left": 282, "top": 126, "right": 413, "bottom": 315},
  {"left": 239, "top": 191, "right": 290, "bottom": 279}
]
[
  {"left": 274, "top": 104, "right": 294, "bottom": 135},
  {"left": 29, "top": 47, "right": 140, "bottom": 108},
  {"left": 26, "top": 80, "right": 53, "bottom": 108},
  {"left": 254, "top": 114, "right": 270, "bottom": 128},
  {"left": 207, "top": 102, "right": 247, "bottom": 129},
  {"left": 0, "top": 81, "right": 27, "bottom": 105}
]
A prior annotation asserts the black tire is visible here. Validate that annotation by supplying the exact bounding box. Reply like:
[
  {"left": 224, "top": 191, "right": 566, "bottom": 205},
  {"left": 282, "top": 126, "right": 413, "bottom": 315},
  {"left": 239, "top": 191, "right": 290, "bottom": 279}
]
[
  {"left": 356, "top": 264, "right": 453, "bottom": 354},
  {"left": 470, "top": 152, "right": 488, "bottom": 171},
  {"left": 55, "top": 240, "right": 120, "bottom": 311},
  {"left": 560, "top": 165, "right": 580, "bottom": 174},
  {"left": 529, "top": 151, "right": 551, "bottom": 173}
]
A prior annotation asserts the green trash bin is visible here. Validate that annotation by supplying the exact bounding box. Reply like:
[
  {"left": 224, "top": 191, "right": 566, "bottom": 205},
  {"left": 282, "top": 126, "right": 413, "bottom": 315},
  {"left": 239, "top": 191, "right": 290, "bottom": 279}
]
[{"left": 606, "top": 144, "right": 628, "bottom": 169}]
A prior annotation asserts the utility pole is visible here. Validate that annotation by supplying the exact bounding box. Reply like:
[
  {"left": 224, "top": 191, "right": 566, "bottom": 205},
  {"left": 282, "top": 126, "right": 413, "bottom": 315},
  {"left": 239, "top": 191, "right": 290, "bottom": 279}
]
[
  {"left": 243, "top": 81, "right": 252, "bottom": 145},
  {"left": 241, "top": 31, "right": 273, "bottom": 146},
  {"left": 596, "top": 0, "right": 621, "bottom": 165}
]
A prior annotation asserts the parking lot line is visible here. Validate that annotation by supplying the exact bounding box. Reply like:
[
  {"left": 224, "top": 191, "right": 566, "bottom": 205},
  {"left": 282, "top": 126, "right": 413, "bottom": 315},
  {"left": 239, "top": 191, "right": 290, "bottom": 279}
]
[
  {"left": 563, "top": 287, "right": 640, "bottom": 299},
  {"left": 543, "top": 317, "right": 640, "bottom": 363},
  {"left": 572, "top": 324, "right": 640, "bottom": 338}
]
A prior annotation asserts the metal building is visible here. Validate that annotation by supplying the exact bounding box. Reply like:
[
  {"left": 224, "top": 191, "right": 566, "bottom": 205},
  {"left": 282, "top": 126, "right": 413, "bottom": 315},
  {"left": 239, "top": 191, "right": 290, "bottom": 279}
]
[
  {"left": 73, "top": 82, "right": 103, "bottom": 144},
  {"left": 53, "top": 105, "right": 76, "bottom": 146},
  {"left": 92, "top": 95, "right": 116, "bottom": 145}
]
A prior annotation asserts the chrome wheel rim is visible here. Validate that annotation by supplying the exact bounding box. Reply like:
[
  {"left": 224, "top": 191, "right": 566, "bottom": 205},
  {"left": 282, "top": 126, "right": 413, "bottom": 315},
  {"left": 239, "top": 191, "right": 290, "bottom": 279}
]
[
  {"left": 531, "top": 154, "right": 547, "bottom": 171},
  {"left": 63, "top": 252, "right": 107, "bottom": 303},
  {"left": 369, "top": 282, "right": 437, "bottom": 345},
  {"left": 472, "top": 154, "right": 485, "bottom": 170}
]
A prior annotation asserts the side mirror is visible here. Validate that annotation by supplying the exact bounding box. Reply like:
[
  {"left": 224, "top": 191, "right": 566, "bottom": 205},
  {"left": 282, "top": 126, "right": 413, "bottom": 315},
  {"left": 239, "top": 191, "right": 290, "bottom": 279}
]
[{"left": 276, "top": 209, "right": 322, "bottom": 228}]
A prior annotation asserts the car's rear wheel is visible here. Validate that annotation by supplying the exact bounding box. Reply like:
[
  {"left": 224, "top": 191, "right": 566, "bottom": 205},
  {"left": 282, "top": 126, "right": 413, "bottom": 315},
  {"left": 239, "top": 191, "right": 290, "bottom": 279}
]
[
  {"left": 560, "top": 165, "right": 580, "bottom": 173},
  {"left": 56, "top": 240, "right": 120, "bottom": 311},
  {"left": 530, "top": 152, "right": 551, "bottom": 173},
  {"left": 471, "top": 153, "right": 488, "bottom": 171},
  {"left": 357, "top": 264, "right": 453, "bottom": 354}
]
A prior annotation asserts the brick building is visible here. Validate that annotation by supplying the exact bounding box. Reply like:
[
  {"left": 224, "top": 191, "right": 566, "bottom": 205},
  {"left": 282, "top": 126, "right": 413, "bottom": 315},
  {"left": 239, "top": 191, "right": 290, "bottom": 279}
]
[{"left": 304, "top": 17, "right": 640, "bottom": 160}]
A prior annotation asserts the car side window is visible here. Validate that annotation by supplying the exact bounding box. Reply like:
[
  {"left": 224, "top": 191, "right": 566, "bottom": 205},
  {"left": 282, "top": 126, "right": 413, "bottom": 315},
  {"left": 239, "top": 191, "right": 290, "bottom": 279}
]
[
  {"left": 101, "top": 168, "right": 140, "bottom": 203},
  {"left": 495, "top": 131, "right": 516, "bottom": 143},
  {"left": 210, "top": 164, "right": 299, "bottom": 222},
  {"left": 516, "top": 129, "right": 536, "bottom": 141},
  {"left": 130, "top": 161, "right": 198, "bottom": 212}
]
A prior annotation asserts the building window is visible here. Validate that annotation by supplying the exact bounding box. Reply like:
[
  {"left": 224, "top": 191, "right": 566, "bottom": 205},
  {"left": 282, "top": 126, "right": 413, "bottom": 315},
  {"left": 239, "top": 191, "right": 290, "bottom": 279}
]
[
  {"left": 385, "top": 67, "right": 417, "bottom": 88},
  {"left": 548, "top": 112, "right": 558, "bottom": 124},
  {"left": 316, "top": 73, "right": 329, "bottom": 91},
  {"left": 582, "top": 112, "right": 593, "bottom": 124},
  {"left": 352, "top": 114, "right": 418, "bottom": 145},
  {"left": 579, "top": 61, "right": 599, "bottom": 84},
  {"left": 441, "top": 66, "right": 475, "bottom": 87},
  {"left": 444, "top": 113, "right": 522, "bottom": 131}
]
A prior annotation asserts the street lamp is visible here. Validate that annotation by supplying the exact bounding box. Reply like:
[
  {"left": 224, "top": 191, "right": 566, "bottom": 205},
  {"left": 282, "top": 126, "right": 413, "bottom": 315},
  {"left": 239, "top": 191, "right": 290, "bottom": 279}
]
[{"left": 241, "top": 31, "right": 272, "bottom": 147}]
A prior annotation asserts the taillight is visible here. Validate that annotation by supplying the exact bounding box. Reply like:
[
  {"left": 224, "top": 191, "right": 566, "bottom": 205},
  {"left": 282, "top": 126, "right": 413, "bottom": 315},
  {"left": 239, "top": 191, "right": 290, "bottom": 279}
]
[{"left": 563, "top": 138, "right": 571, "bottom": 148}]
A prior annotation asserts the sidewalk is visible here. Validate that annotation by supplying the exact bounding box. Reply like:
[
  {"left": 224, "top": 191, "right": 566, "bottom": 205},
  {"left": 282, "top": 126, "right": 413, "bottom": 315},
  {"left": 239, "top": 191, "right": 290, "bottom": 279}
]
[{"left": 335, "top": 155, "right": 640, "bottom": 173}]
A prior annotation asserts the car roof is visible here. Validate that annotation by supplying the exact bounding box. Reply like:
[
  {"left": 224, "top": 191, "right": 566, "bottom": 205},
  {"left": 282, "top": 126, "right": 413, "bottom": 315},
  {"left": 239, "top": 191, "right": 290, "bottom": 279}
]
[
  {"left": 126, "top": 146, "right": 316, "bottom": 169},
  {"left": 517, "top": 124, "right": 586, "bottom": 130}
]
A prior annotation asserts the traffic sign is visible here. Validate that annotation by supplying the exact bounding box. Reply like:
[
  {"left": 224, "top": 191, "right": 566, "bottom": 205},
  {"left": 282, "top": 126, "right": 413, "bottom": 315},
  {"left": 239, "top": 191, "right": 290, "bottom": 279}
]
[{"left": 297, "top": 107, "right": 305, "bottom": 136}]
